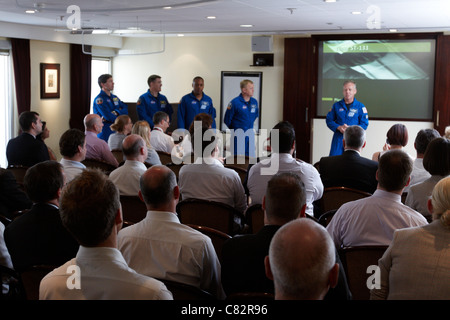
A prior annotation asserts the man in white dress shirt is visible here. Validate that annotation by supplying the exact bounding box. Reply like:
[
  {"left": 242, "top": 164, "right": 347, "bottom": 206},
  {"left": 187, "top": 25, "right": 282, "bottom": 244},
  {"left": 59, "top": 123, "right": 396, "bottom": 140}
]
[
  {"left": 404, "top": 128, "right": 440, "bottom": 192},
  {"left": 59, "top": 128, "right": 87, "bottom": 183},
  {"left": 150, "top": 111, "right": 175, "bottom": 154},
  {"left": 327, "top": 149, "right": 428, "bottom": 248},
  {"left": 40, "top": 169, "right": 172, "bottom": 300},
  {"left": 247, "top": 121, "right": 323, "bottom": 216},
  {"left": 118, "top": 165, "right": 225, "bottom": 299},
  {"left": 109, "top": 134, "right": 148, "bottom": 196}
]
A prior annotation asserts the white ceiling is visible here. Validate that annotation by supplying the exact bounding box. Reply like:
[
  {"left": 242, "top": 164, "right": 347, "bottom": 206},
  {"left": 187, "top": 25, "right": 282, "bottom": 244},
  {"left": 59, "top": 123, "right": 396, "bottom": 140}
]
[{"left": 0, "top": 0, "right": 449, "bottom": 36}]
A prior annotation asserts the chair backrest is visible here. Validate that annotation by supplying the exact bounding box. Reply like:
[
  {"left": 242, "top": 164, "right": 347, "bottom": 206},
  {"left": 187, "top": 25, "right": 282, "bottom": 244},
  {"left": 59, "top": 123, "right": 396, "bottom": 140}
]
[
  {"left": 156, "top": 151, "right": 173, "bottom": 165},
  {"left": 120, "top": 195, "right": 147, "bottom": 225},
  {"left": 401, "top": 192, "right": 407, "bottom": 204},
  {"left": 176, "top": 198, "right": 243, "bottom": 235},
  {"left": 157, "top": 278, "right": 215, "bottom": 300},
  {"left": 166, "top": 162, "right": 184, "bottom": 181},
  {"left": 111, "top": 149, "right": 124, "bottom": 165},
  {"left": 7, "top": 165, "right": 29, "bottom": 189},
  {"left": 1, "top": 265, "right": 25, "bottom": 300},
  {"left": 338, "top": 246, "right": 388, "bottom": 300},
  {"left": 186, "top": 224, "right": 231, "bottom": 263},
  {"left": 19, "top": 265, "right": 56, "bottom": 300},
  {"left": 81, "top": 158, "right": 116, "bottom": 175},
  {"left": 224, "top": 165, "right": 247, "bottom": 185},
  {"left": 224, "top": 155, "right": 254, "bottom": 171},
  {"left": 245, "top": 204, "right": 264, "bottom": 234},
  {"left": 318, "top": 209, "right": 338, "bottom": 227},
  {"left": 320, "top": 187, "right": 372, "bottom": 213}
]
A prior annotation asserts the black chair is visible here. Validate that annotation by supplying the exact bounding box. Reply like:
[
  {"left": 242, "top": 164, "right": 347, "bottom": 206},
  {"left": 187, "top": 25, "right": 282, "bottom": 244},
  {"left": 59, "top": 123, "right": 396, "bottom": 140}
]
[
  {"left": 6, "top": 165, "right": 29, "bottom": 190},
  {"left": 338, "top": 246, "right": 388, "bottom": 300},
  {"left": 156, "top": 151, "right": 173, "bottom": 165},
  {"left": 224, "top": 165, "right": 247, "bottom": 186},
  {"left": 0, "top": 265, "right": 25, "bottom": 300},
  {"left": 245, "top": 204, "right": 264, "bottom": 234},
  {"left": 120, "top": 195, "right": 147, "bottom": 225},
  {"left": 81, "top": 158, "right": 116, "bottom": 175},
  {"left": 318, "top": 209, "right": 338, "bottom": 227},
  {"left": 177, "top": 198, "right": 245, "bottom": 236},
  {"left": 319, "top": 187, "right": 372, "bottom": 213},
  {"left": 157, "top": 279, "right": 216, "bottom": 300},
  {"left": 111, "top": 149, "right": 124, "bottom": 165},
  {"left": 186, "top": 224, "right": 231, "bottom": 263},
  {"left": 19, "top": 265, "right": 56, "bottom": 300}
]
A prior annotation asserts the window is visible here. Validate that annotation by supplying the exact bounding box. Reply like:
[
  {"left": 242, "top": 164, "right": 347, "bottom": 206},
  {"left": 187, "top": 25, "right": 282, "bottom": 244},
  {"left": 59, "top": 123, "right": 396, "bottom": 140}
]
[
  {"left": 90, "top": 58, "right": 111, "bottom": 113},
  {"left": 0, "top": 51, "right": 12, "bottom": 168}
]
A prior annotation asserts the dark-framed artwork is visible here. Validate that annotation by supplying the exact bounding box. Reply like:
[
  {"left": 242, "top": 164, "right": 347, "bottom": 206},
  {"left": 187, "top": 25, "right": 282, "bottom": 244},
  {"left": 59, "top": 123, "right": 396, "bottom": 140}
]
[{"left": 40, "top": 63, "right": 60, "bottom": 99}]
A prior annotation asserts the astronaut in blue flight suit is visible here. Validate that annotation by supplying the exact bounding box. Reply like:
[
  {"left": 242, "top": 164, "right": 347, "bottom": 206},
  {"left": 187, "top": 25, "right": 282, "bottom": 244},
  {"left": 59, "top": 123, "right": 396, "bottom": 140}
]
[
  {"left": 93, "top": 74, "right": 128, "bottom": 142},
  {"left": 224, "top": 79, "right": 259, "bottom": 157},
  {"left": 178, "top": 76, "right": 216, "bottom": 130},
  {"left": 326, "top": 80, "right": 369, "bottom": 156},
  {"left": 136, "top": 74, "right": 173, "bottom": 129}
]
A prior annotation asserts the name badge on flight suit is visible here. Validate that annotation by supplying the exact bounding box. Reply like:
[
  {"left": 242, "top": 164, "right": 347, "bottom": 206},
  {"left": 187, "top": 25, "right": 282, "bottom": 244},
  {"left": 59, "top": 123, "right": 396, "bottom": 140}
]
[
  {"left": 201, "top": 102, "right": 208, "bottom": 110},
  {"left": 251, "top": 105, "right": 256, "bottom": 113},
  {"left": 348, "top": 108, "right": 357, "bottom": 117},
  {"left": 113, "top": 97, "right": 119, "bottom": 106}
]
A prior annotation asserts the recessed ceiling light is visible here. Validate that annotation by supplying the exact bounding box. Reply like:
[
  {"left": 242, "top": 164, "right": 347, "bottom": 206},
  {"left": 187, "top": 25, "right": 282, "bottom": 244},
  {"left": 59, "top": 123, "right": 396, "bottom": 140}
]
[
  {"left": 351, "top": 11, "right": 362, "bottom": 15},
  {"left": 25, "top": 10, "right": 35, "bottom": 13},
  {"left": 389, "top": 29, "right": 398, "bottom": 32},
  {"left": 206, "top": 16, "right": 216, "bottom": 19},
  {"left": 240, "top": 24, "right": 253, "bottom": 28},
  {"left": 324, "top": 0, "right": 337, "bottom": 2},
  {"left": 177, "top": 34, "right": 185, "bottom": 37},
  {"left": 163, "top": 6, "right": 172, "bottom": 9}
]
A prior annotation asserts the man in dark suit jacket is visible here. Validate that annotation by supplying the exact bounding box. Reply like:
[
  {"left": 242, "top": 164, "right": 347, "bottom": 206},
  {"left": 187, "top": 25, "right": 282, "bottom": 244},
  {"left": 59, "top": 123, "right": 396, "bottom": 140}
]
[
  {"left": 221, "top": 172, "right": 351, "bottom": 300},
  {"left": 319, "top": 125, "right": 378, "bottom": 194},
  {"left": 0, "top": 168, "right": 32, "bottom": 219},
  {"left": 4, "top": 161, "right": 79, "bottom": 272},
  {"left": 6, "top": 111, "right": 50, "bottom": 167}
]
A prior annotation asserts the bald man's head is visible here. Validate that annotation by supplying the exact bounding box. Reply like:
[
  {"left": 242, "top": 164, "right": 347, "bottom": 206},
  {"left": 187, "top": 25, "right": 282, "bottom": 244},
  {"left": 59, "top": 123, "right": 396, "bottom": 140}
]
[
  {"left": 139, "top": 165, "right": 178, "bottom": 209},
  {"left": 84, "top": 114, "right": 102, "bottom": 131},
  {"left": 266, "top": 219, "right": 338, "bottom": 300},
  {"left": 122, "top": 134, "right": 146, "bottom": 160}
]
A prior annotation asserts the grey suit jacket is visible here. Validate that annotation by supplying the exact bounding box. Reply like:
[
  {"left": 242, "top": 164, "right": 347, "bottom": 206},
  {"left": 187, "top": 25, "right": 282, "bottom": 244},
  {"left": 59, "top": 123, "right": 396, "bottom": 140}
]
[{"left": 370, "top": 220, "right": 450, "bottom": 300}]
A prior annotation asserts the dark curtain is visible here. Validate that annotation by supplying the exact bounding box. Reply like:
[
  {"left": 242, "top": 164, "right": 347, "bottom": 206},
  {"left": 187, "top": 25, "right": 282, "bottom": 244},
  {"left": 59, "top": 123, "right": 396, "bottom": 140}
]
[
  {"left": 69, "top": 44, "right": 92, "bottom": 130},
  {"left": 11, "top": 38, "right": 31, "bottom": 116}
]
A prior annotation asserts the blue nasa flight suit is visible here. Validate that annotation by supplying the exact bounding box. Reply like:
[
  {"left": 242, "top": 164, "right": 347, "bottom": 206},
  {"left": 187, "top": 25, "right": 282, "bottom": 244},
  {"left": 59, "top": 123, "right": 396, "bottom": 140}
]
[
  {"left": 326, "top": 98, "right": 369, "bottom": 156},
  {"left": 93, "top": 90, "right": 128, "bottom": 142},
  {"left": 224, "top": 94, "right": 259, "bottom": 157},
  {"left": 136, "top": 90, "right": 173, "bottom": 129},
  {"left": 177, "top": 92, "right": 217, "bottom": 129}
]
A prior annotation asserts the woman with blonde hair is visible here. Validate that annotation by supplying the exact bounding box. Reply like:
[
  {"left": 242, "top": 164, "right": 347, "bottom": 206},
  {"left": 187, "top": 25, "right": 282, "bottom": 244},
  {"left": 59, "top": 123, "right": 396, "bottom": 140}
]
[
  {"left": 131, "top": 121, "right": 161, "bottom": 166},
  {"left": 108, "top": 115, "right": 133, "bottom": 151},
  {"left": 371, "top": 176, "right": 450, "bottom": 300}
]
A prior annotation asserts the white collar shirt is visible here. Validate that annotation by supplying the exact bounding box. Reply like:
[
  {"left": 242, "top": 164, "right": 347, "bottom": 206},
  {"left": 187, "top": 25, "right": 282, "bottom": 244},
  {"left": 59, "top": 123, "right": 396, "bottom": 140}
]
[
  {"left": 247, "top": 153, "right": 324, "bottom": 216},
  {"left": 326, "top": 189, "right": 428, "bottom": 248},
  {"left": 117, "top": 210, "right": 225, "bottom": 299},
  {"left": 109, "top": 160, "right": 147, "bottom": 196},
  {"left": 60, "top": 158, "right": 86, "bottom": 183},
  {"left": 39, "top": 246, "right": 173, "bottom": 300},
  {"left": 178, "top": 157, "right": 247, "bottom": 213},
  {"left": 150, "top": 127, "right": 175, "bottom": 154}
]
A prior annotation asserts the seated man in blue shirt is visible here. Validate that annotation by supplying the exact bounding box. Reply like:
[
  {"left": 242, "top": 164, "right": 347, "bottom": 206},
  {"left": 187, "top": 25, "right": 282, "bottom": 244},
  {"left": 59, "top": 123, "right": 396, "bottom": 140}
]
[
  {"left": 92, "top": 74, "right": 128, "bottom": 142},
  {"left": 178, "top": 76, "right": 216, "bottom": 130},
  {"left": 136, "top": 74, "right": 173, "bottom": 129}
]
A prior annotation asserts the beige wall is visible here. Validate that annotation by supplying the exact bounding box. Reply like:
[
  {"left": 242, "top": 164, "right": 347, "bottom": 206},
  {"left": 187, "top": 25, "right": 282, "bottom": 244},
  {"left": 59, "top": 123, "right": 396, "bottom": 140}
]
[{"left": 30, "top": 40, "right": 71, "bottom": 160}]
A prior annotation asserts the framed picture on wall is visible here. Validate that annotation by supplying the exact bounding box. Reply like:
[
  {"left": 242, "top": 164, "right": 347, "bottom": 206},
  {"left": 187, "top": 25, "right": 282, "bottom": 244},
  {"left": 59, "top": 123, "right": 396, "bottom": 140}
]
[{"left": 40, "top": 63, "right": 60, "bottom": 99}]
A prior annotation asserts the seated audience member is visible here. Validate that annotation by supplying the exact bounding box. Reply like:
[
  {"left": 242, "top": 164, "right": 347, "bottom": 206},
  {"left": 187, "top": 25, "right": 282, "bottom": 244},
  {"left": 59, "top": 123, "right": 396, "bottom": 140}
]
[
  {"left": 117, "top": 165, "right": 225, "bottom": 299},
  {"left": 0, "top": 167, "right": 32, "bottom": 219},
  {"left": 39, "top": 169, "right": 172, "bottom": 300},
  {"left": 131, "top": 121, "right": 161, "bottom": 166},
  {"left": 444, "top": 126, "right": 450, "bottom": 139},
  {"left": 83, "top": 114, "right": 119, "bottom": 167},
  {"left": 372, "top": 123, "right": 411, "bottom": 161},
  {"left": 36, "top": 121, "right": 57, "bottom": 161},
  {"left": 59, "top": 128, "right": 87, "bottom": 183},
  {"left": 319, "top": 125, "right": 378, "bottom": 194},
  {"left": 406, "top": 137, "right": 450, "bottom": 221},
  {"left": 109, "top": 134, "right": 148, "bottom": 196},
  {"left": 0, "top": 221, "right": 13, "bottom": 294},
  {"left": 177, "top": 113, "right": 215, "bottom": 161},
  {"left": 327, "top": 150, "right": 428, "bottom": 248},
  {"left": 6, "top": 111, "right": 50, "bottom": 167},
  {"left": 178, "top": 126, "right": 247, "bottom": 230},
  {"left": 265, "top": 218, "right": 339, "bottom": 300},
  {"left": 371, "top": 176, "right": 450, "bottom": 300},
  {"left": 405, "top": 128, "right": 441, "bottom": 192},
  {"left": 108, "top": 115, "right": 133, "bottom": 151},
  {"left": 4, "top": 161, "right": 79, "bottom": 272},
  {"left": 221, "top": 172, "right": 351, "bottom": 300},
  {"left": 247, "top": 121, "right": 323, "bottom": 216},
  {"left": 150, "top": 111, "right": 175, "bottom": 154}
]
